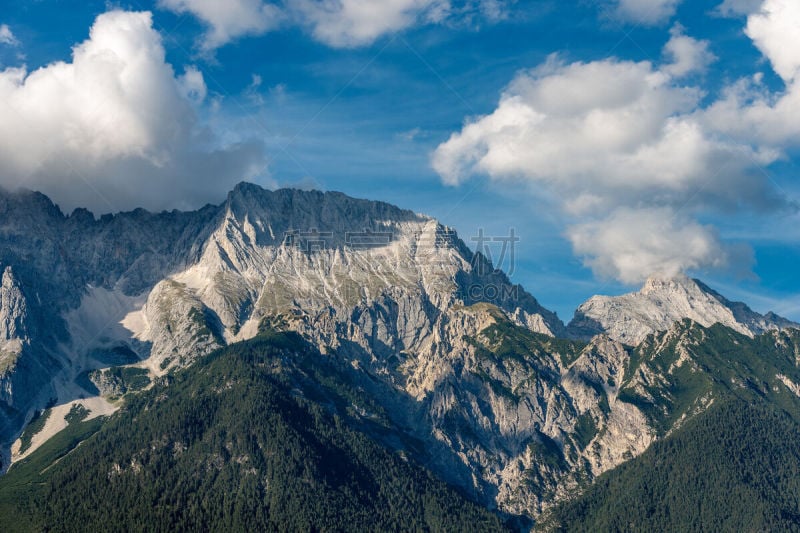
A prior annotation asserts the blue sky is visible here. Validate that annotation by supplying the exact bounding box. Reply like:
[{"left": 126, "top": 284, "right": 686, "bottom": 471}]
[{"left": 1, "top": 0, "right": 799, "bottom": 321}]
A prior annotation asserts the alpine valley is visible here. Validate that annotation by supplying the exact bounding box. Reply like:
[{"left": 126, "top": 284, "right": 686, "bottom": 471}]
[{"left": 1, "top": 183, "right": 799, "bottom": 531}]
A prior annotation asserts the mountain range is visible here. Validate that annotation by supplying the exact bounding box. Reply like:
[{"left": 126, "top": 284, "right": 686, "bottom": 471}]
[{"left": 1, "top": 183, "right": 798, "bottom": 530}]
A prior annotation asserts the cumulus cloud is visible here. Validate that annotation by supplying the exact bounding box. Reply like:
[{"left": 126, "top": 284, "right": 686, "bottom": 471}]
[
  {"left": 0, "top": 24, "right": 19, "bottom": 47},
  {"left": 0, "top": 10, "right": 266, "bottom": 214},
  {"left": 432, "top": 25, "right": 793, "bottom": 283},
  {"left": 158, "top": 0, "right": 283, "bottom": 51},
  {"left": 663, "top": 24, "right": 716, "bottom": 77},
  {"left": 745, "top": 0, "right": 800, "bottom": 83},
  {"left": 611, "top": 0, "right": 682, "bottom": 25},
  {"left": 703, "top": 76, "right": 800, "bottom": 149},
  {"left": 433, "top": 55, "right": 776, "bottom": 211}
]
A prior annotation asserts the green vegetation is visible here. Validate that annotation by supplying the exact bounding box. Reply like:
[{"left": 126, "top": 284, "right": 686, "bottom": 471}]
[
  {"left": 477, "top": 312, "right": 585, "bottom": 371},
  {"left": 187, "top": 307, "right": 217, "bottom": 343},
  {"left": 5, "top": 317, "right": 799, "bottom": 532},
  {"left": 528, "top": 432, "right": 565, "bottom": 471},
  {"left": 0, "top": 417, "right": 104, "bottom": 533},
  {"left": 115, "top": 366, "right": 150, "bottom": 391},
  {"left": 548, "top": 400, "right": 800, "bottom": 532},
  {"left": 471, "top": 368, "right": 518, "bottom": 401},
  {"left": 571, "top": 413, "right": 597, "bottom": 450},
  {"left": 64, "top": 403, "right": 90, "bottom": 425},
  {"left": 0, "top": 331, "right": 507, "bottom": 532},
  {"left": 547, "top": 323, "right": 800, "bottom": 532},
  {"left": 17, "top": 407, "right": 52, "bottom": 455},
  {"left": 90, "top": 366, "right": 151, "bottom": 397},
  {"left": 618, "top": 322, "right": 800, "bottom": 434}
]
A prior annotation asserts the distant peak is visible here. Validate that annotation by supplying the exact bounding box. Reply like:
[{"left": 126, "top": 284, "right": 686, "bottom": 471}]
[{"left": 570, "top": 273, "right": 798, "bottom": 345}]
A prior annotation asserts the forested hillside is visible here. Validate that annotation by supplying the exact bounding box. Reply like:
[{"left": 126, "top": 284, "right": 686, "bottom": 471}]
[
  {"left": 547, "top": 400, "right": 800, "bottom": 531},
  {"left": 0, "top": 331, "right": 506, "bottom": 532}
]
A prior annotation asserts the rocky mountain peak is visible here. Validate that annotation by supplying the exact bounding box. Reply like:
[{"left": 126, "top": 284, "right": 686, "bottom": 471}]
[
  {"left": 568, "top": 274, "right": 797, "bottom": 345},
  {"left": 3, "top": 183, "right": 800, "bottom": 524},
  {"left": 222, "top": 184, "right": 429, "bottom": 250}
]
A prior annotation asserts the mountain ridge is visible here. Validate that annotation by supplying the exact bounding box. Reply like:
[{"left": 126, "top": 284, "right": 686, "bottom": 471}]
[{"left": 1, "top": 182, "right": 798, "bottom": 524}]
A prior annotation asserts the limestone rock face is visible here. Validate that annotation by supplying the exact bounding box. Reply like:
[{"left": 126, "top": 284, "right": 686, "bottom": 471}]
[{"left": 568, "top": 274, "right": 797, "bottom": 345}]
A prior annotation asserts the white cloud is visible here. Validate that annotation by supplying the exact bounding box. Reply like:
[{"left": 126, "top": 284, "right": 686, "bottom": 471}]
[
  {"left": 663, "top": 24, "right": 716, "bottom": 77},
  {"left": 289, "top": 0, "right": 447, "bottom": 48},
  {"left": 745, "top": 0, "right": 800, "bottom": 83},
  {"left": 703, "top": 76, "right": 800, "bottom": 149},
  {"left": 159, "top": 0, "right": 448, "bottom": 49},
  {"left": 704, "top": 2, "right": 800, "bottom": 149},
  {"left": 472, "top": 0, "right": 509, "bottom": 21},
  {"left": 0, "top": 24, "right": 19, "bottom": 47},
  {"left": 432, "top": 31, "right": 790, "bottom": 283},
  {"left": 158, "top": 0, "right": 283, "bottom": 50},
  {"left": 158, "top": 0, "right": 511, "bottom": 50},
  {"left": 433, "top": 55, "right": 774, "bottom": 212},
  {"left": 244, "top": 73, "right": 265, "bottom": 105},
  {"left": 714, "top": 0, "right": 764, "bottom": 17},
  {"left": 611, "top": 0, "right": 682, "bottom": 25},
  {"left": 568, "top": 208, "right": 729, "bottom": 284},
  {"left": 0, "top": 10, "right": 266, "bottom": 214}
]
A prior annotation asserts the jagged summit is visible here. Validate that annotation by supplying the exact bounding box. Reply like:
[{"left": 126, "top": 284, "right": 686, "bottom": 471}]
[
  {"left": 160, "top": 182, "right": 565, "bottom": 357},
  {"left": 568, "top": 274, "right": 798, "bottom": 345}
]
